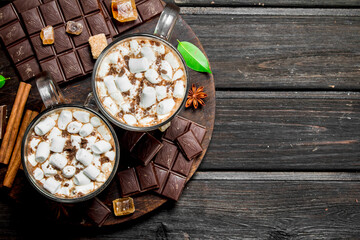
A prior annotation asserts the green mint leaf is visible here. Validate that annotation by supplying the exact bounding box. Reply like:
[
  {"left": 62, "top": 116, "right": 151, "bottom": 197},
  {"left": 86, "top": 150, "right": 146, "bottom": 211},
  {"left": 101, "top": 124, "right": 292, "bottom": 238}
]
[
  {"left": 0, "top": 75, "right": 10, "bottom": 88},
  {"left": 177, "top": 40, "right": 212, "bottom": 74}
]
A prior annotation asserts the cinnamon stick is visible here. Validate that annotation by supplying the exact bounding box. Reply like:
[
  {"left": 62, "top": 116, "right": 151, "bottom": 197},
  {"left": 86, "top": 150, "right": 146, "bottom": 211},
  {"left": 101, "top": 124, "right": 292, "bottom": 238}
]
[
  {"left": 0, "top": 82, "right": 32, "bottom": 164},
  {"left": 3, "top": 110, "right": 38, "bottom": 188}
]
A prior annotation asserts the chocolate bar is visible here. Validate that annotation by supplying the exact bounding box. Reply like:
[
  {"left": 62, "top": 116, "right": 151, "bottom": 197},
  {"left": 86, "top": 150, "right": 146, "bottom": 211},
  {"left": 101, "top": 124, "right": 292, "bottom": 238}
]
[
  {"left": 0, "top": 0, "right": 164, "bottom": 83},
  {"left": 176, "top": 130, "right": 203, "bottom": 161},
  {"left": 0, "top": 105, "right": 6, "bottom": 139},
  {"left": 87, "top": 197, "right": 111, "bottom": 227},
  {"left": 117, "top": 162, "right": 159, "bottom": 197}
]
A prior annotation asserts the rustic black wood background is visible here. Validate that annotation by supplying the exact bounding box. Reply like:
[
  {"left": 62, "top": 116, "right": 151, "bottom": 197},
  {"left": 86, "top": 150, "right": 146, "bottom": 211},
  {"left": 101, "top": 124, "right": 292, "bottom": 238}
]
[{"left": 1, "top": 0, "right": 360, "bottom": 239}]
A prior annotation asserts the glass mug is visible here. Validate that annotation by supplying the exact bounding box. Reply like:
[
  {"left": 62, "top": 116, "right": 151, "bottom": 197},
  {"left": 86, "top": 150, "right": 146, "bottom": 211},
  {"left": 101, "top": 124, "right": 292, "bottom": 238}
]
[
  {"left": 92, "top": 4, "right": 189, "bottom": 131},
  {"left": 21, "top": 73, "right": 120, "bottom": 203}
]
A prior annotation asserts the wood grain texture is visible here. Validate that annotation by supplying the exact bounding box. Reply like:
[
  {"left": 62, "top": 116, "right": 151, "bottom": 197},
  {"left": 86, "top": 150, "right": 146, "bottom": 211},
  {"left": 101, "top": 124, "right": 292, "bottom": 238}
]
[
  {"left": 200, "top": 91, "right": 360, "bottom": 171},
  {"left": 1, "top": 175, "right": 360, "bottom": 239}
]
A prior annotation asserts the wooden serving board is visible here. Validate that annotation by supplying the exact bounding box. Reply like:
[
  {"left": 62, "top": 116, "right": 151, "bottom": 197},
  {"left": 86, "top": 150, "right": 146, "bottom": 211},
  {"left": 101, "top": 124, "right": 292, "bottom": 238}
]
[{"left": 0, "top": 14, "right": 215, "bottom": 226}]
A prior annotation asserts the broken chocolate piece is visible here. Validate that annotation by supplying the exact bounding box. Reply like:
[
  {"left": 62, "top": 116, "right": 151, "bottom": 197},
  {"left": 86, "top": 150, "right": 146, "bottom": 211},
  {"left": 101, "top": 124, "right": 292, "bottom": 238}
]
[
  {"left": 176, "top": 130, "right": 203, "bottom": 161},
  {"left": 87, "top": 197, "right": 111, "bottom": 227}
]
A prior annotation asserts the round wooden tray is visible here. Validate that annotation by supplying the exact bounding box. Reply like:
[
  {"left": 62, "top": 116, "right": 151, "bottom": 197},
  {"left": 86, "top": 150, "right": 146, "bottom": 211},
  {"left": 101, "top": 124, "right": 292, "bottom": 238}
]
[{"left": 3, "top": 15, "right": 215, "bottom": 226}]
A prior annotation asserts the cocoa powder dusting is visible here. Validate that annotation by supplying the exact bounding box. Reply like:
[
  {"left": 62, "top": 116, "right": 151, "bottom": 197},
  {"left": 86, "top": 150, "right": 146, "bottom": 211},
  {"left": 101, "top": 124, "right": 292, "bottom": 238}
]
[
  {"left": 80, "top": 138, "right": 88, "bottom": 148},
  {"left": 54, "top": 174, "right": 62, "bottom": 181}
]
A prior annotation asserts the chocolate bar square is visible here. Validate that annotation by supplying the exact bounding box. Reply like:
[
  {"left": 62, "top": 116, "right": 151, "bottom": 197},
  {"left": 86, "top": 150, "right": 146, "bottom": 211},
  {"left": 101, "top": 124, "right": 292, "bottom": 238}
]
[
  {"left": 87, "top": 198, "right": 111, "bottom": 227},
  {"left": 171, "top": 152, "right": 192, "bottom": 177},
  {"left": 137, "top": 0, "right": 164, "bottom": 21},
  {"left": 71, "top": 18, "right": 91, "bottom": 47},
  {"left": 120, "top": 131, "right": 145, "bottom": 152},
  {"left": 176, "top": 130, "right": 203, "bottom": 161},
  {"left": 30, "top": 35, "right": 55, "bottom": 60},
  {"left": 77, "top": 45, "right": 95, "bottom": 73},
  {"left": 13, "top": 0, "right": 41, "bottom": 13},
  {"left": 153, "top": 165, "right": 169, "bottom": 194},
  {"left": 53, "top": 25, "right": 73, "bottom": 54},
  {"left": 0, "top": 4, "right": 18, "bottom": 28},
  {"left": 39, "top": 1, "right": 64, "bottom": 26},
  {"left": 16, "top": 57, "right": 41, "bottom": 81},
  {"left": 58, "top": 0, "right": 82, "bottom": 21},
  {"left": 7, "top": 39, "right": 34, "bottom": 64},
  {"left": 58, "top": 51, "right": 83, "bottom": 80},
  {"left": 114, "top": 16, "right": 142, "bottom": 33},
  {"left": 118, "top": 168, "right": 141, "bottom": 196},
  {"left": 161, "top": 172, "right": 186, "bottom": 201},
  {"left": 86, "top": 12, "right": 110, "bottom": 36},
  {"left": 189, "top": 122, "right": 207, "bottom": 144},
  {"left": 154, "top": 140, "right": 178, "bottom": 169},
  {"left": 40, "top": 58, "right": 65, "bottom": 83},
  {"left": 131, "top": 133, "right": 163, "bottom": 166},
  {"left": 163, "top": 116, "right": 190, "bottom": 142},
  {"left": 135, "top": 163, "right": 159, "bottom": 190},
  {"left": 80, "top": 0, "right": 101, "bottom": 14},
  {"left": 0, "top": 21, "right": 26, "bottom": 46}
]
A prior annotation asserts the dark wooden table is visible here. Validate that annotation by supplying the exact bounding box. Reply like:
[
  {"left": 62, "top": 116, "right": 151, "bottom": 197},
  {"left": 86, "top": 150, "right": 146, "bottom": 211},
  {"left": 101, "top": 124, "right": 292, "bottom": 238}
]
[{"left": 1, "top": 0, "right": 360, "bottom": 238}]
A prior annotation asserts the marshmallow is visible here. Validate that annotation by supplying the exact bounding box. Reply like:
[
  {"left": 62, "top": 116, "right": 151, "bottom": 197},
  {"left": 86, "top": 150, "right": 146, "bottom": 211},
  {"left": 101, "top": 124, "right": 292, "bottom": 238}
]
[
  {"left": 83, "top": 164, "right": 100, "bottom": 180},
  {"left": 173, "top": 69, "right": 184, "bottom": 80},
  {"left": 79, "top": 123, "right": 94, "bottom": 137},
  {"left": 139, "top": 117, "right": 154, "bottom": 125},
  {"left": 141, "top": 46, "right": 156, "bottom": 63},
  {"left": 86, "top": 136, "right": 97, "bottom": 149},
  {"left": 130, "top": 40, "right": 139, "bottom": 53},
  {"left": 158, "top": 121, "right": 171, "bottom": 132},
  {"left": 57, "top": 186, "right": 70, "bottom": 197},
  {"left": 49, "top": 153, "right": 67, "bottom": 170},
  {"left": 157, "top": 98, "right": 175, "bottom": 115},
  {"left": 62, "top": 165, "right": 76, "bottom": 178},
  {"left": 48, "top": 127, "right": 62, "bottom": 141},
  {"left": 104, "top": 75, "right": 118, "bottom": 94},
  {"left": 107, "top": 51, "right": 120, "bottom": 65},
  {"left": 114, "top": 75, "right": 132, "bottom": 92},
  {"left": 41, "top": 161, "right": 57, "bottom": 176},
  {"left": 123, "top": 114, "right": 137, "bottom": 125},
  {"left": 57, "top": 110, "right": 72, "bottom": 130},
  {"left": 98, "top": 61, "right": 110, "bottom": 78},
  {"left": 96, "top": 173, "right": 107, "bottom": 183},
  {"left": 165, "top": 52, "right": 180, "bottom": 69},
  {"left": 74, "top": 171, "right": 91, "bottom": 186},
  {"left": 110, "top": 92, "right": 124, "bottom": 104},
  {"left": 93, "top": 154, "right": 101, "bottom": 168},
  {"left": 140, "top": 87, "right": 156, "bottom": 109},
  {"left": 103, "top": 97, "right": 119, "bottom": 115},
  {"left": 156, "top": 86, "right": 167, "bottom": 101},
  {"left": 173, "top": 81, "right": 185, "bottom": 98},
  {"left": 160, "top": 60, "right": 173, "bottom": 81},
  {"left": 105, "top": 151, "right": 116, "bottom": 161},
  {"left": 74, "top": 183, "right": 94, "bottom": 194},
  {"left": 27, "top": 154, "right": 37, "bottom": 167},
  {"left": 71, "top": 135, "right": 82, "bottom": 149},
  {"left": 30, "top": 138, "right": 41, "bottom": 151},
  {"left": 50, "top": 137, "right": 66, "bottom": 153},
  {"left": 97, "top": 125, "right": 111, "bottom": 141},
  {"left": 67, "top": 121, "right": 83, "bottom": 134},
  {"left": 91, "top": 140, "right": 112, "bottom": 154},
  {"left": 97, "top": 81, "right": 107, "bottom": 97},
  {"left": 43, "top": 177, "right": 61, "bottom": 194},
  {"left": 118, "top": 46, "right": 129, "bottom": 56},
  {"left": 73, "top": 111, "right": 90, "bottom": 123},
  {"left": 101, "top": 162, "right": 112, "bottom": 174},
  {"left": 153, "top": 44, "right": 165, "bottom": 54},
  {"left": 35, "top": 142, "right": 50, "bottom": 163},
  {"left": 144, "top": 69, "right": 160, "bottom": 84},
  {"left": 76, "top": 149, "right": 93, "bottom": 166},
  {"left": 129, "top": 57, "right": 149, "bottom": 73},
  {"left": 34, "top": 117, "right": 56, "bottom": 136},
  {"left": 50, "top": 113, "right": 59, "bottom": 121},
  {"left": 90, "top": 116, "right": 101, "bottom": 127},
  {"left": 33, "top": 168, "right": 44, "bottom": 181}
]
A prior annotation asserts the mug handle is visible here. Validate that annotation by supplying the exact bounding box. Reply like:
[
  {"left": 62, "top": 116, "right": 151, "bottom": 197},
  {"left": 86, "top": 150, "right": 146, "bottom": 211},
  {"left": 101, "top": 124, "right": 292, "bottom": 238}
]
[
  {"left": 153, "top": 3, "right": 180, "bottom": 41},
  {"left": 36, "top": 71, "right": 66, "bottom": 108}
]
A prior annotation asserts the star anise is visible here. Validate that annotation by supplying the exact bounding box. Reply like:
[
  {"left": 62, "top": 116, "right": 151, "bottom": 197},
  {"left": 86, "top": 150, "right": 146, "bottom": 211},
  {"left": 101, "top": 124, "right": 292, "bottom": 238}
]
[{"left": 186, "top": 84, "right": 208, "bottom": 109}]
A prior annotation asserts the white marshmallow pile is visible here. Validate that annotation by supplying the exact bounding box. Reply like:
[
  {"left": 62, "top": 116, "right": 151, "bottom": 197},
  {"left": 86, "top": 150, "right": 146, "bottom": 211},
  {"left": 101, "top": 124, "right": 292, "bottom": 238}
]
[{"left": 26, "top": 109, "right": 116, "bottom": 198}]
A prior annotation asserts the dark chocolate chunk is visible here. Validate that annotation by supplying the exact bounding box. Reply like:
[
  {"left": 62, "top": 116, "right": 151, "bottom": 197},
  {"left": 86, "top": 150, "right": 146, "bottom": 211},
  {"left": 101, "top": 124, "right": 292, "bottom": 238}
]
[
  {"left": 71, "top": 18, "right": 91, "bottom": 47},
  {"left": 154, "top": 140, "right": 178, "bottom": 169},
  {"left": 58, "top": 0, "right": 82, "bottom": 21},
  {"left": 118, "top": 162, "right": 159, "bottom": 197},
  {"left": 7, "top": 39, "right": 34, "bottom": 64},
  {"left": 176, "top": 130, "right": 203, "bottom": 161},
  {"left": 137, "top": 0, "right": 164, "bottom": 21},
  {"left": 117, "top": 168, "right": 140, "bottom": 197},
  {"left": 86, "top": 12, "right": 110, "bottom": 36},
  {"left": 0, "top": 105, "right": 6, "bottom": 139},
  {"left": 87, "top": 197, "right": 111, "bottom": 227},
  {"left": 114, "top": 17, "right": 142, "bottom": 33},
  {"left": 39, "top": 1, "right": 63, "bottom": 26},
  {"left": 58, "top": 51, "right": 83, "bottom": 79},
  {"left": 16, "top": 57, "right": 41, "bottom": 81},
  {"left": 171, "top": 152, "right": 192, "bottom": 177},
  {"left": 30, "top": 35, "right": 55, "bottom": 60},
  {"left": 101, "top": 0, "right": 112, "bottom": 15},
  {"left": 188, "top": 122, "right": 206, "bottom": 144},
  {"left": 131, "top": 133, "right": 163, "bottom": 166},
  {"left": 153, "top": 165, "right": 169, "bottom": 194},
  {"left": 80, "top": 0, "right": 101, "bottom": 14},
  {"left": 53, "top": 25, "right": 73, "bottom": 53},
  {"left": 40, "top": 58, "right": 65, "bottom": 83},
  {"left": 13, "top": 0, "right": 41, "bottom": 13},
  {"left": 163, "top": 116, "right": 190, "bottom": 141},
  {"left": 106, "top": 19, "right": 118, "bottom": 38},
  {"left": 21, "top": 7, "right": 44, "bottom": 35},
  {"left": 161, "top": 172, "right": 186, "bottom": 201},
  {"left": 77, "top": 45, "right": 95, "bottom": 73},
  {"left": 0, "top": 21, "right": 26, "bottom": 46},
  {"left": 0, "top": 4, "right": 18, "bottom": 28},
  {"left": 120, "top": 131, "right": 145, "bottom": 152}
]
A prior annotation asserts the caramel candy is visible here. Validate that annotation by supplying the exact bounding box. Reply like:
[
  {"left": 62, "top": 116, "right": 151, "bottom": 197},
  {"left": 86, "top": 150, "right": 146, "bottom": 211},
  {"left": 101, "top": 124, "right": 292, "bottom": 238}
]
[
  {"left": 88, "top": 33, "right": 108, "bottom": 59},
  {"left": 65, "top": 21, "right": 83, "bottom": 35},
  {"left": 40, "top": 26, "right": 54, "bottom": 45},
  {"left": 111, "top": 0, "right": 138, "bottom": 23},
  {"left": 112, "top": 197, "right": 135, "bottom": 216}
]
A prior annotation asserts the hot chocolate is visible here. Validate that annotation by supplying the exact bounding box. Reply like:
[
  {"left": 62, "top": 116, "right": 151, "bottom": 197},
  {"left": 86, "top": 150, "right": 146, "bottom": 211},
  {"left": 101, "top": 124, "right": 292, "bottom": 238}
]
[
  {"left": 95, "top": 36, "right": 187, "bottom": 128},
  {"left": 24, "top": 107, "right": 116, "bottom": 199}
]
